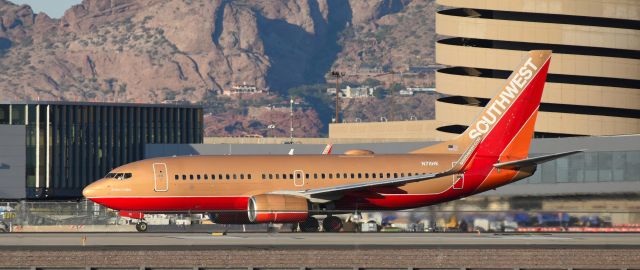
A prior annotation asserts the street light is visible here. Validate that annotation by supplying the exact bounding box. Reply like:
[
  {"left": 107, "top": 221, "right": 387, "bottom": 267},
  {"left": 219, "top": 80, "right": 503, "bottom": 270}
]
[
  {"left": 267, "top": 124, "right": 276, "bottom": 138},
  {"left": 331, "top": 71, "right": 345, "bottom": 123}
]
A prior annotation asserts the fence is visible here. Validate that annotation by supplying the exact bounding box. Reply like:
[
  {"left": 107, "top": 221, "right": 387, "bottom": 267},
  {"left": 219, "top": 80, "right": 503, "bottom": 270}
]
[{"left": 1, "top": 200, "right": 640, "bottom": 233}]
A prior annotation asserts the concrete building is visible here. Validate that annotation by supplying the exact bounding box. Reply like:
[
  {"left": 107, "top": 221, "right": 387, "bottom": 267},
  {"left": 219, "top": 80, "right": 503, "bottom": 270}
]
[
  {"left": 222, "top": 83, "right": 265, "bottom": 96},
  {"left": 329, "top": 0, "right": 640, "bottom": 140},
  {"left": 0, "top": 102, "right": 203, "bottom": 199}
]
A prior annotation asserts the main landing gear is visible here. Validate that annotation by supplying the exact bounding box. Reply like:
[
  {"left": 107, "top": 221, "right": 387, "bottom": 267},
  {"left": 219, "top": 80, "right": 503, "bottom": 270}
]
[
  {"left": 323, "top": 216, "right": 343, "bottom": 232},
  {"left": 298, "top": 217, "right": 320, "bottom": 232},
  {"left": 135, "top": 221, "right": 148, "bottom": 232},
  {"left": 297, "top": 216, "right": 344, "bottom": 232}
]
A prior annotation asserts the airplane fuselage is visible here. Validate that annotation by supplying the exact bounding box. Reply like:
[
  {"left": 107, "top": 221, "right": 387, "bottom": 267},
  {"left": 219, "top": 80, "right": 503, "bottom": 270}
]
[{"left": 83, "top": 152, "right": 532, "bottom": 213}]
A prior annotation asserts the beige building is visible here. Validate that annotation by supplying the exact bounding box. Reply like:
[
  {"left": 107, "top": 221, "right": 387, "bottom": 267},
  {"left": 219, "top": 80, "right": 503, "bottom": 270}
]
[{"left": 330, "top": 0, "right": 640, "bottom": 141}]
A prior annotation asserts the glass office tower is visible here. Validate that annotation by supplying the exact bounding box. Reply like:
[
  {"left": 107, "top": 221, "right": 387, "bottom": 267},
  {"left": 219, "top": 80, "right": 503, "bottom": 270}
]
[{"left": 0, "top": 102, "right": 203, "bottom": 199}]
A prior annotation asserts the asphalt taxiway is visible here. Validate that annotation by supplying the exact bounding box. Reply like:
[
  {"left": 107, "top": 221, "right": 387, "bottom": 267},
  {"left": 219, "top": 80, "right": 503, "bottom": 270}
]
[
  {"left": 1, "top": 232, "right": 640, "bottom": 248},
  {"left": 2, "top": 233, "right": 639, "bottom": 269}
]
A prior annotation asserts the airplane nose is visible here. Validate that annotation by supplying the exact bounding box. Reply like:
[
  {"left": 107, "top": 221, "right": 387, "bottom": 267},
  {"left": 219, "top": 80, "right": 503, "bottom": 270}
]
[
  {"left": 82, "top": 184, "right": 95, "bottom": 199},
  {"left": 83, "top": 180, "right": 104, "bottom": 199}
]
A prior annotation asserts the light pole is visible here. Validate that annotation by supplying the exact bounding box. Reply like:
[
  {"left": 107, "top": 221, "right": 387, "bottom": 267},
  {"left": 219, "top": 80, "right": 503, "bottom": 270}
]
[
  {"left": 289, "top": 97, "right": 294, "bottom": 143},
  {"left": 331, "top": 71, "right": 345, "bottom": 123},
  {"left": 267, "top": 124, "right": 276, "bottom": 138}
]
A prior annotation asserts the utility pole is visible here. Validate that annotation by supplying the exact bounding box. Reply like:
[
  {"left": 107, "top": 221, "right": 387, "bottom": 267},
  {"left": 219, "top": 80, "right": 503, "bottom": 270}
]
[
  {"left": 331, "top": 71, "right": 345, "bottom": 123},
  {"left": 289, "top": 97, "right": 294, "bottom": 143}
]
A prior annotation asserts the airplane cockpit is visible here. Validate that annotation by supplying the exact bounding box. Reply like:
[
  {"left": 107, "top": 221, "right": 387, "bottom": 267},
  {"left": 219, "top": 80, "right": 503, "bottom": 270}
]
[{"left": 104, "top": 173, "right": 133, "bottom": 180}]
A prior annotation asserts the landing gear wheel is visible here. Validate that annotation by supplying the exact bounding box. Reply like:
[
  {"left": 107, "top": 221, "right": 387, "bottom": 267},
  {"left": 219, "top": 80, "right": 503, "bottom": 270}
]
[
  {"left": 298, "top": 217, "right": 319, "bottom": 232},
  {"left": 323, "top": 216, "right": 343, "bottom": 232},
  {"left": 136, "top": 221, "right": 148, "bottom": 232}
]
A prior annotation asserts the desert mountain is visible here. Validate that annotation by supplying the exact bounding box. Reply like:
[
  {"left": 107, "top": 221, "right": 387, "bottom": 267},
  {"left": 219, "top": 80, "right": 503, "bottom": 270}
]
[{"left": 0, "top": 0, "right": 436, "bottom": 136}]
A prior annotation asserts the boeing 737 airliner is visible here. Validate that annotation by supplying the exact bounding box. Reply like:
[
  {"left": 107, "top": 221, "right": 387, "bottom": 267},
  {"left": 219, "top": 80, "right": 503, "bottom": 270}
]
[{"left": 83, "top": 50, "right": 582, "bottom": 232}]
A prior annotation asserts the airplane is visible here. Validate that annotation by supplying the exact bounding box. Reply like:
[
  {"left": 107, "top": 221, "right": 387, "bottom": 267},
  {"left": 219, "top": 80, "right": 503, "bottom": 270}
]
[{"left": 83, "top": 50, "right": 583, "bottom": 232}]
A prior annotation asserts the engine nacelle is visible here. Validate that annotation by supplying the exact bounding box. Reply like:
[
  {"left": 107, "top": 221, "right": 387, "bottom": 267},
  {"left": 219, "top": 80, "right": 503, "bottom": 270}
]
[{"left": 248, "top": 194, "right": 309, "bottom": 223}]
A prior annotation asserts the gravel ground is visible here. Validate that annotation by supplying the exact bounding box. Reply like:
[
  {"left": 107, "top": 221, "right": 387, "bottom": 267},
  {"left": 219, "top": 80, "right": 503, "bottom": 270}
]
[{"left": 1, "top": 247, "right": 640, "bottom": 269}]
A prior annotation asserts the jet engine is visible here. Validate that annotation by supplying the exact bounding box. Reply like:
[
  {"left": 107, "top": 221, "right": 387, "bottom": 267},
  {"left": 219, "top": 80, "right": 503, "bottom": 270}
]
[{"left": 248, "top": 194, "right": 309, "bottom": 223}]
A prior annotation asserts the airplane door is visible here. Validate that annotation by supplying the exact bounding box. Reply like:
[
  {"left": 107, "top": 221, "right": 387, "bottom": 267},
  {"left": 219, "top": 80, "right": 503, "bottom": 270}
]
[
  {"left": 293, "top": 170, "right": 305, "bottom": 187},
  {"left": 153, "top": 163, "right": 168, "bottom": 192}
]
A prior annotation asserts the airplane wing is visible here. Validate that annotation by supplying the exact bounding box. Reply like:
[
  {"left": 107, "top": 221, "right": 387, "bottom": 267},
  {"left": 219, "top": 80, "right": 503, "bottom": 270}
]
[
  {"left": 300, "top": 137, "right": 482, "bottom": 198},
  {"left": 301, "top": 169, "right": 458, "bottom": 197},
  {"left": 493, "top": 150, "right": 585, "bottom": 169}
]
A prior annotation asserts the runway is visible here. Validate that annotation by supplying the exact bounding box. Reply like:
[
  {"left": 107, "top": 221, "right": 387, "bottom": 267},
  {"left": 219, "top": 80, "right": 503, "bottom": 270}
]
[
  {"left": 2, "top": 233, "right": 639, "bottom": 269},
  {"left": 1, "top": 232, "right": 640, "bottom": 248}
]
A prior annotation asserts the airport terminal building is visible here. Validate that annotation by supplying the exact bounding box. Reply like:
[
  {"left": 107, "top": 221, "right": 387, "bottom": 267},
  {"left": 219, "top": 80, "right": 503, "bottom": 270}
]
[
  {"left": 148, "top": 135, "right": 640, "bottom": 198},
  {"left": 0, "top": 101, "right": 203, "bottom": 199}
]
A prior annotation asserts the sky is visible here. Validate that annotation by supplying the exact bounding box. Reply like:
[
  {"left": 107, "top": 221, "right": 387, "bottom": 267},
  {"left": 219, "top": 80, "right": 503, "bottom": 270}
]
[{"left": 9, "top": 0, "right": 82, "bottom": 18}]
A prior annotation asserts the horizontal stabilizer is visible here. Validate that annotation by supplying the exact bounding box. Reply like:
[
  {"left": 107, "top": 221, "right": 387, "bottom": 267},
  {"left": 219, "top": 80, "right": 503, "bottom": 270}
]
[{"left": 494, "top": 150, "right": 585, "bottom": 169}]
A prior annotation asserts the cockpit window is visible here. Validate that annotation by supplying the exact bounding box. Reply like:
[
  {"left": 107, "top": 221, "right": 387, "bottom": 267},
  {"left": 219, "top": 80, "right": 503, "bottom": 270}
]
[{"left": 105, "top": 172, "right": 132, "bottom": 180}]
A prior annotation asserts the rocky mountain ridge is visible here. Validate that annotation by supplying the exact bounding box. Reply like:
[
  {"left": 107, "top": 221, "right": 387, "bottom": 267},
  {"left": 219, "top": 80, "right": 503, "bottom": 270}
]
[{"left": 0, "top": 0, "right": 436, "bottom": 136}]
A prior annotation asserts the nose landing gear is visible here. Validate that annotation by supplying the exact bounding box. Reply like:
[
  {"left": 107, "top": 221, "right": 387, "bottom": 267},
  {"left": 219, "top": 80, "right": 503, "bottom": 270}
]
[{"left": 135, "top": 221, "right": 148, "bottom": 232}]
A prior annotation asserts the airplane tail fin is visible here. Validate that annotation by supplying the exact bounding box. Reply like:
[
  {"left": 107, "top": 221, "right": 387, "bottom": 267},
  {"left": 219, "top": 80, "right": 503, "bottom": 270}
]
[{"left": 413, "top": 50, "right": 552, "bottom": 166}]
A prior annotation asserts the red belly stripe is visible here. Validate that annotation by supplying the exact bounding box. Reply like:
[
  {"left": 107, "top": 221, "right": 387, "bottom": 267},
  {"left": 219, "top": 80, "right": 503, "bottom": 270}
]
[{"left": 89, "top": 196, "right": 249, "bottom": 212}]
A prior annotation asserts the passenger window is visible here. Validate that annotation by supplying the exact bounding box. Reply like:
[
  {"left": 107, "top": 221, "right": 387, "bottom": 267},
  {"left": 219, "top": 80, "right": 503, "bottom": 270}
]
[
  {"left": 282, "top": 174, "right": 287, "bottom": 180},
  {"left": 314, "top": 173, "right": 318, "bottom": 179},
  {"left": 321, "top": 173, "right": 325, "bottom": 179},
  {"left": 289, "top": 174, "right": 294, "bottom": 179},
  {"left": 305, "top": 173, "right": 310, "bottom": 179},
  {"left": 276, "top": 174, "right": 280, "bottom": 180},
  {"left": 182, "top": 175, "right": 186, "bottom": 180},
  {"left": 262, "top": 174, "right": 266, "bottom": 180},
  {"left": 197, "top": 174, "right": 201, "bottom": 180},
  {"left": 336, "top": 173, "right": 340, "bottom": 179},
  {"left": 387, "top": 173, "right": 391, "bottom": 178},
  {"left": 379, "top": 173, "right": 384, "bottom": 178},
  {"left": 365, "top": 173, "right": 369, "bottom": 178},
  {"left": 226, "top": 174, "right": 230, "bottom": 180},
  {"left": 328, "top": 173, "right": 333, "bottom": 179},
  {"left": 248, "top": 174, "right": 252, "bottom": 180},
  {"left": 296, "top": 173, "right": 301, "bottom": 179},
  {"left": 269, "top": 174, "right": 273, "bottom": 180},
  {"left": 350, "top": 173, "right": 355, "bottom": 179},
  {"left": 204, "top": 174, "right": 208, "bottom": 180},
  {"left": 408, "top": 173, "right": 412, "bottom": 177},
  {"left": 175, "top": 175, "right": 179, "bottom": 180},
  {"left": 240, "top": 174, "right": 244, "bottom": 180},
  {"left": 233, "top": 174, "right": 237, "bottom": 180},
  {"left": 344, "top": 173, "right": 348, "bottom": 179},
  {"left": 394, "top": 173, "right": 398, "bottom": 178},
  {"left": 358, "top": 173, "right": 362, "bottom": 179},
  {"left": 372, "top": 173, "right": 376, "bottom": 179},
  {"left": 190, "top": 175, "right": 194, "bottom": 180},
  {"left": 401, "top": 173, "right": 405, "bottom": 177},
  {"left": 211, "top": 174, "right": 215, "bottom": 180},
  {"left": 219, "top": 174, "right": 223, "bottom": 180}
]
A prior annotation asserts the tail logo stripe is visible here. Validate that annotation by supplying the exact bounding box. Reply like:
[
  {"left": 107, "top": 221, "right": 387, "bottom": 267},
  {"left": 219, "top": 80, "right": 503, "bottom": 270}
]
[{"left": 469, "top": 57, "right": 540, "bottom": 140}]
